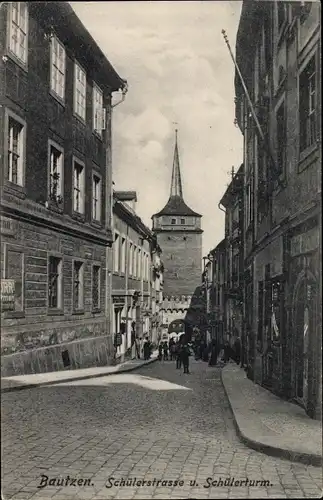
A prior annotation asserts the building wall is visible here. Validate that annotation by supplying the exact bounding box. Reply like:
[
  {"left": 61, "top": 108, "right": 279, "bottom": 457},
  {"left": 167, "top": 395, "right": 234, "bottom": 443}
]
[
  {"left": 0, "top": 3, "right": 119, "bottom": 376},
  {"left": 156, "top": 231, "right": 202, "bottom": 296},
  {"left": 1, "top": 216, "right": 111, "bottom": 376}
]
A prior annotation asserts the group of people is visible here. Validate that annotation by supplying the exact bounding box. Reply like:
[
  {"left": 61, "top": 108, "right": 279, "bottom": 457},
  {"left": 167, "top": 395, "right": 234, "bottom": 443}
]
[
  {"left": 158, "top": 334, "right": 242, "bottom": 373},
  {"left": 158, "top": 337, "right": 192, "bottom": 374}
]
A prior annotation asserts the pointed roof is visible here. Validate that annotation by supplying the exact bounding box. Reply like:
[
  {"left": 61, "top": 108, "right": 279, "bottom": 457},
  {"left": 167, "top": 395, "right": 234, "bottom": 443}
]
[{"left": 154, "top": 130, "right": 201, "bottom": 218}]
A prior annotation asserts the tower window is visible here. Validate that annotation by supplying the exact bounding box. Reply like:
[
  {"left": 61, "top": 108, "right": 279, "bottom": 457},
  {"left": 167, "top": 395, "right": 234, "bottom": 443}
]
[
  {"left": 183, "top": 237, "right": 187, "bottom": 241},
  {"left": 171, "top": 218, "right": 176, "bottom": 225},
  {"left": 181, "top": 218, "right": 185, "bottom": 224}
]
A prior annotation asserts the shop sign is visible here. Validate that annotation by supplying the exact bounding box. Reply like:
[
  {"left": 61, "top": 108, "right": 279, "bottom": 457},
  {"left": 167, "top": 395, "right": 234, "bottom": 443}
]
[{"left": 1, "top": 279, "right": 15, "bottom": 311}]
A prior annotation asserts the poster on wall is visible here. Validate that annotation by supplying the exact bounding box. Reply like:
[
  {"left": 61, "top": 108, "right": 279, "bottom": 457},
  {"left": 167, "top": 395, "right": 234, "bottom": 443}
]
[{"left": 1, "top": 279, "right": 15, "bottom": 312}]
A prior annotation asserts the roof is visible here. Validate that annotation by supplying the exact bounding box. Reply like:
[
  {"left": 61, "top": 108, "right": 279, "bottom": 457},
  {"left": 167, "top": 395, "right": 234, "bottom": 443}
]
[
  {"left": 153, "top": 130, "right": 201, "bottom": 218},
  {"left": 154, "top": 195, "right": 201, "bottom": 217}
]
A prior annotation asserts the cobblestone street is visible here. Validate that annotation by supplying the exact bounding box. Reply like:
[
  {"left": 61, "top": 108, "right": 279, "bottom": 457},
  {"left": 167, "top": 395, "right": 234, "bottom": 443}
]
[{"left": 1, "top": 360, "right": 322, "bottom": 500}]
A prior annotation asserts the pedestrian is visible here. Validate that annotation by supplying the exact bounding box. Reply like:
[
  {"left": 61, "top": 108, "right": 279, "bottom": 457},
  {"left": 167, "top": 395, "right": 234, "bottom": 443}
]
[
  {"left": 223, "top": 341, "right": 231, "bottom": 363},
  {"left": 158, "top": 342, "right": 163, "bottom": 361},
  {"left": 169, "top": 337, "right": 175, "bottom": 360},
  {"left": 175, "top": 342, "right": 182, "bottom": 369},
  {"left": 143, "top": 337, "right": 150, "bottom": 360},
  {"left": 182, "top": 343, "right": 190, "bottom": 374},
  {"left": 233, "top": 337, "right": 241, "bottom": 365},
  {"left": 163, "top": 341, "right": 168, "bottom": 361},
  {"left": 208, "top": 339, "right": 218, "bottom": 366}
]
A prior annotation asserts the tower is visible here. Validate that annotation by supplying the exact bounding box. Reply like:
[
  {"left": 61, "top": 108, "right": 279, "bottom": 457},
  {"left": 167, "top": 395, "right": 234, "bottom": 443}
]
[{"left": 152, "top": 130, "right": 203, "bottom": 334}]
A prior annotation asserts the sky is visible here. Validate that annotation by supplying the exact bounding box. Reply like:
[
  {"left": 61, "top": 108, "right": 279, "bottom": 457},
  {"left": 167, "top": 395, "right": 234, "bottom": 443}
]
[{"left": 70, "top": 1, "right": 243, "bottom": 256}]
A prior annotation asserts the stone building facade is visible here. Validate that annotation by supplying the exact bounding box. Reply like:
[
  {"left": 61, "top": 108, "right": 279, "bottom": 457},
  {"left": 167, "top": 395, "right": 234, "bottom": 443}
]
[
  {"left": 0, "top": 2, "right": 126, "bottom": 376},
  {"left": 235, "top": 0, "right": 321, "bottom": 418},
  {"left": 152, "top": 131, "right": 203, "bottom": 335},
  {"left": 112, "top": 192, "right": 161, "bottom": 361}
]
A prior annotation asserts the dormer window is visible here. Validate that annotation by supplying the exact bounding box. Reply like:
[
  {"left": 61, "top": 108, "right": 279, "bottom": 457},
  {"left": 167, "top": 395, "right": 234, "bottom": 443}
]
[{"left": 171, "top": 219, "right": 176, "bottom": 225}]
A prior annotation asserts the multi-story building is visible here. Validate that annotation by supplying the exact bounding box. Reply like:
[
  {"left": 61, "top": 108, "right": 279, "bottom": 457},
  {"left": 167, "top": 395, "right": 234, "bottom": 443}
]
[
  {"left": 0, "top": 2, "right": 126, "bottom": 376},
  {"left": 219, "top": 165, "right": 244, "bottom": 352},
  {"left": 112, "top": 191, "right": 161, "bottom": 361},
  {"left": 235, "top": 0, "right": 321, "bottom": 418},
  {"left": 152, "top": 130, "right": 203, "bottom": 335}
]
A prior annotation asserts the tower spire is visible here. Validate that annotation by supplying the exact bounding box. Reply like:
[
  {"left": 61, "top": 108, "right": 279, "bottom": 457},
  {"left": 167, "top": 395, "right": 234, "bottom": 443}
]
[{"left": 170, "top": 128, "right": 183, "bottom": 198}]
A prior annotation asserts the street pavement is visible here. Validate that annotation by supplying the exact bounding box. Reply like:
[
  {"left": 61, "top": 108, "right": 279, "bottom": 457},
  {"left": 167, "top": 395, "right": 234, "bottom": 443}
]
[{"left": 1, "top": 359, "right": 322, "bottom": 500}]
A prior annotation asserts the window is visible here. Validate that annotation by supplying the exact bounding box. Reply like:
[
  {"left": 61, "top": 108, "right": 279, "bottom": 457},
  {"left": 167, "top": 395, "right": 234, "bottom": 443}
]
[
  {"left": 74, "top": 61, "right": 86, "bottom": 120},
  {"left": 92, "top": 265, "right": 101, "bottom": 310},
  {"left": 137, "top": 249, "right": 141, "bottom": 278},
  {"left": 276, "top": 100, "right": 286, "bottom": 175},
  {"left": 73, "top": 261, "right": 84, "bottom": 311},
  {"left": 180, "top": 218, "right": 185, "bottom": 225},
  {"left": 146, "top": 254, "right": 150, "bottom": 281},
  {"left": 48, "top": 256, "right": 62, "bottom": 309},
  {"left": 92, "top": 174, "right": 101, "bottom": 221},
  {"left": 299, "top": 56, "right": 317, "bottom": 153},
  {"left": 8, "top": 3, "right": 28, "bottom": 64},
  {"left": 129, "top": 243, "right": 133, "bottom": 275},
  {"left": 171, "top": 219, "right": 176, "bottom": 225},
  {"left": 73, "top": 159, "right": 85, "bottom": 214},
  {"left": 49, "top": 143, "right": 63, "bottom": 202},
  {"left": 50, "top": 36, "right": 66, "bottom": 100},
  {"left": 121, "top": 237, "right": 126, "bottom": 273},
  {"left": 133, "top": 246, "right": 137, "bottom": 278},
  {"left": 114, "top": 233, "right": 120, "bottom": 273},
  {"left": 5, "top": 248, "right": 24, "bottom": 312},
  {"left": 7, "top": 116, "right": 24, "bottom": 186},
  {"left": 93, "top": 84, "right": 104, "bottom": 134}
]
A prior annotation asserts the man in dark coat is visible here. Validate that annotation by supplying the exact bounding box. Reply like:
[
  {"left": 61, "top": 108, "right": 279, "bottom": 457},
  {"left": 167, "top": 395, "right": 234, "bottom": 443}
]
[
  {"left": 234, "top": 337, "right": 241, "bottom": 365},
  {"left": 208, "top": 339, "right": 218, "bottom": 366},
  {"left": 181, "top": 343, "right": 190, "bottom": 374},
  {"left": 143, "top": 337, "right": 150, "bottom": 360},
  {"left": 176, "top": 342, "right": 182, "bottom": 369}
]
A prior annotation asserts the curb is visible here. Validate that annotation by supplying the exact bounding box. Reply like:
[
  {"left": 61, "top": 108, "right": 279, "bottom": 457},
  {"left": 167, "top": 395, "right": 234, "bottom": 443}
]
[
  {"left": 1, "top": 356, "right": 158, "bottom": 394},
  {"left": 220, "top": 368, "right": 322, "bottom": 467}
]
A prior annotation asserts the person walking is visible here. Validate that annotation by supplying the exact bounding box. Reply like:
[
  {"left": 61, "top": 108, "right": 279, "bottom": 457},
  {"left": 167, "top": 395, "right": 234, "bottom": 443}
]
[
  {"left": 158, "top": 342, "right": 163, "bottom": 361},
  {"left": 143, "top": 337, "right": 150, "bottom": 360},
  {"left": 208, "top": 339, "right": 218, "bottom": 366},
  {"left": 163, "top": 341, "right": 169, "bottom": 361},
  {"left": 223, "top": 341, "right": 231, "bottom": 363},
  {"left": 169, "top": 337, "right": 175, "bottom": 360},
  {"left": 234, "top": 337, "right": 241, "bottom": 365},
  {"left": 176, "top": 342, "right": 182, "bottom": 369},
  {"left": 182, "top": 343, "right": 190, "bottom": 374}
]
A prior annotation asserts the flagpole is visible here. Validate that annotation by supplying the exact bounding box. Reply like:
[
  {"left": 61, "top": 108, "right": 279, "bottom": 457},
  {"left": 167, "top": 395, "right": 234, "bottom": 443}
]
[{"left": 221, "top": 29, "right": 264, "bottom": 141}]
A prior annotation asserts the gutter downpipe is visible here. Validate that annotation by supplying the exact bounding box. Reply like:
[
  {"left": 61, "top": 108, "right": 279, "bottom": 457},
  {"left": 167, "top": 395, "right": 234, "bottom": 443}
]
[{"left": 106, "top": 81, "right": 128, "bottom": 366}]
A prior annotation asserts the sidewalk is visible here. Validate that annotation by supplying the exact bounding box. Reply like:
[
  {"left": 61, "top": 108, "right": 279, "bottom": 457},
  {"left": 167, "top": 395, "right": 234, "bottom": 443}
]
[
  {"left": 221, "top": 363, "right": 322, "bottom": 467},
  {"left": 1, "top": 351, "right": 158, "bottom": 393}
]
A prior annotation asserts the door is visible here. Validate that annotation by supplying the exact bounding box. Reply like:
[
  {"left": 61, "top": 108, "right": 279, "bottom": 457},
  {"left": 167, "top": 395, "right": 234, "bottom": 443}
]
[{"left": 293, "top": 277, "right": 316, "bottom": 407}]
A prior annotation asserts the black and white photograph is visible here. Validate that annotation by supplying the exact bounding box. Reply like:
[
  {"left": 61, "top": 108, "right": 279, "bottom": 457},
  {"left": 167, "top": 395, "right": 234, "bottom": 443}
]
[{"left": 0, "top": 1, "right": 322, "bottom": 499}]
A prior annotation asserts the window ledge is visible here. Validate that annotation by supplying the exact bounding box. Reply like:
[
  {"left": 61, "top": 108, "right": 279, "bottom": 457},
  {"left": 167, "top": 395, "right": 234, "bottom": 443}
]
[
  {"left": 73, "top": 113, "right": 86, "bottom": 126},
  {"left": 47, "top": 308, "right": 64, "bottom": 316},
  {"left": 91, "top": 220, "right": 103, "bottom": 229},
  {"left": 48, "top": 201, "right": 64, "bottom": 214},
  {"left": 93, "top": 130, "right": 103, "bottom": 142},
  {"left": 3, "top": 181, "right": 26, "bottom": 199},
  {"left": 298, "top": 143, "right": 319, "bottom": 172},
  {"left": 5, "top": 50, "right": 28, "bottom": 73},
  {"left": 49, "top": 90, "right": 65, "bottom": 108},
  {"left": 72, "top": 309, "right": 85, "bottom": 315},
  {"left": 2, "top": 311, "right": 25, "bottom": 319},
  {"left": 72, "top": 212, "right": 85, "bottom": 223}
]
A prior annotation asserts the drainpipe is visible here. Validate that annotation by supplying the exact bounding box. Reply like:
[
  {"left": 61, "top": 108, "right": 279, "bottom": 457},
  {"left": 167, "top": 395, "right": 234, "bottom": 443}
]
[{"left": 105, "top": 80, "right": 128, "bottom": 365}]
